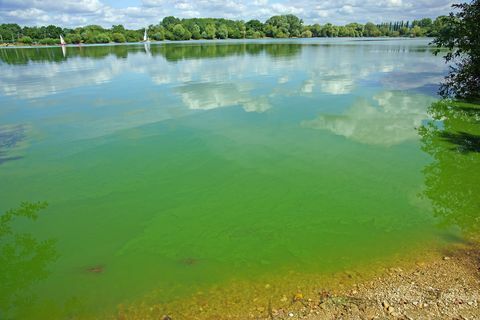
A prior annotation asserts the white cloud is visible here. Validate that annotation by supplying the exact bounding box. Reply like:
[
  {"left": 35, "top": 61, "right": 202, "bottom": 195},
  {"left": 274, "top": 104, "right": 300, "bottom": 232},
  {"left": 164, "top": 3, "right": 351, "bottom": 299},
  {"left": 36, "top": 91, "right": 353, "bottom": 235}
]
[{"left": 339, "top": 5, "right": 354, "bottom": 14}]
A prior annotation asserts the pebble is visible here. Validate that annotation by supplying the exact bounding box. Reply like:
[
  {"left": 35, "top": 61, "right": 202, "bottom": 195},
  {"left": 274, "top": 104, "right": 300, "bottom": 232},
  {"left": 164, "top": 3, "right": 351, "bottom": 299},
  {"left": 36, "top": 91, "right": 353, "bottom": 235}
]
[
  {"left": 288, "top": 312, "right": 294, "bottom": 317},
  {"left": 293, "top": 292, "right": 304, "bottom": 301},
  {"left": 443, "top": 256, "right": 451, "bottom": 260}
]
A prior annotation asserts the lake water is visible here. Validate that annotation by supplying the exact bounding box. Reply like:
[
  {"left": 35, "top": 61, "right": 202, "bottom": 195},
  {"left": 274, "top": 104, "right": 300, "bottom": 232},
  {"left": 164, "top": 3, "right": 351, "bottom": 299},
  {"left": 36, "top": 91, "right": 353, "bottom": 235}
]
[{"left": 0, "top": 39, "right": 478, "bottom": 319}]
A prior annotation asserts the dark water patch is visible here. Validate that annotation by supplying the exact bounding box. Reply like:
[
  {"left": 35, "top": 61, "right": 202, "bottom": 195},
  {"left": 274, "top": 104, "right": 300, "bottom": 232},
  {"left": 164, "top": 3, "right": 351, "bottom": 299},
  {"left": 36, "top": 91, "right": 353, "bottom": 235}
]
[
  {"left": 86, "top": 265, "right": 105, "bottom": 274},
  {"left": 179, "top": 257, "right": 199, "bottom": 266},
  {"left": 0, "top": 155, "right": 23, "bottom": 165},
  {"left": 0, "top": 125, "right": 26, "bottom": 165},
  {"left": 440, "top": 131, "right": 480, "bottom": 153}
]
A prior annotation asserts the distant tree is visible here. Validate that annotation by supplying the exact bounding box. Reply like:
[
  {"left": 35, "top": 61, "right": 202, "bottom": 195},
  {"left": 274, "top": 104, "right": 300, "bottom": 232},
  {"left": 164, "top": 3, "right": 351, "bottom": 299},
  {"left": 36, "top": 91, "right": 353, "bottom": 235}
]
[
  {"left": 363, "top": 22, "right": 381, "bottom": 37},
  {"left": 0, "top": 14, "right": 457, "bottom": 45},
  {"left": 65, "top": 33, "right": 81, "bottom": 44},
  {"left": 162, "top": 16, "right": 181, "bottom": 31},
  {"left": 204, "top": 24, "right": 216, "bottom": 39},
  {"left": 264, "top": 14, "right": 303, "bottom": 38},
  {"left": 45, "top": 25, "right": 62, "bottom": 38},
  {"left": 399, "top": 26, "right": 410, "bottom": 36},
  {"left": 409, "top": 25, "right": 425, "bottom": 37},
  {"left": 0, "top": 23, "right": 21, "bottom": 42},
  {"left": 111, "top": 32, "right": 126, "bottom": 43},
  {"left": 310, "top": 24, "right": 322, "bottom": 37},
  {"left": 285, "top": 14, "right": 303, "bottom": 37},
  {"left": 216, "top": 24, "right": 229, "bottom": 39},
  {"left": 18, "top": 36, "right": 32, "bottom": 44},
  {"left": 94, "top": 33, "right": 110, "bottom": 43},
  {"left": 111, "top": 25, "right": 126, "bottom": 34},
  {"left": 172, "top": 24, "right": 191, "bottom": 40},
  {"left": 321, "top": 23, "right": 338, "bottom": 37},
  {"left": 125, "top": 30, "right": 142, "bottom": 42},
  {"left": 346, "top": 23, "right": 364, "bottom": 36},
  {"left": 246, "top": 19, "right": 264, "bottom": 32},
  {"left": 39, "top": 38, "right": 59, "bottom": 45},
  {"left": 152, "top": 31, "right": 165, "bottom": 41},
  {"left": 190, "top": 24, "right": 202, "bottom": 39},
  {"left": 301, "top": 29, "right": 313, "bottom": 38},
  {"left": 432, "top": 0, "right": 480, "bottom": 100}
]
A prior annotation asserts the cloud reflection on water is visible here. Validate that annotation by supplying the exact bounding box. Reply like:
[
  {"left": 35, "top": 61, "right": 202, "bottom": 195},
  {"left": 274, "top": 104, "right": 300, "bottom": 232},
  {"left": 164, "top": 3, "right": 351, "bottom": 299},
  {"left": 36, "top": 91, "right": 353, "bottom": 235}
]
[
  {"left": 0, "top": 40, "right": 447, "bottom": 142},
  {"left": 303, "top": 91, "right": 436, "bottom": 146}
]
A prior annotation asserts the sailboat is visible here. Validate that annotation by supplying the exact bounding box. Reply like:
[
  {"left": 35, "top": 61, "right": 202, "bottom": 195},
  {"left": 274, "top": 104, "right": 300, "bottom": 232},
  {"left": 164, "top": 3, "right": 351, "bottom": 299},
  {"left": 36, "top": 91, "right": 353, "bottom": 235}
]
[
  {"left": 60, "top": 35, "right": 66, "bottom": 46},
  {"left": 143, "top": 28, "right": 150, "bottom": 43}
]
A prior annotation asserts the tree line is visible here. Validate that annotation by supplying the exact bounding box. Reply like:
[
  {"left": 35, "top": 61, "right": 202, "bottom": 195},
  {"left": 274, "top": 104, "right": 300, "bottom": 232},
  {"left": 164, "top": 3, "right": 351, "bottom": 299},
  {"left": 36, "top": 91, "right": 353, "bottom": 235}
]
[{"left": 0, "top": 15, "right": 449, "bottom": 45}]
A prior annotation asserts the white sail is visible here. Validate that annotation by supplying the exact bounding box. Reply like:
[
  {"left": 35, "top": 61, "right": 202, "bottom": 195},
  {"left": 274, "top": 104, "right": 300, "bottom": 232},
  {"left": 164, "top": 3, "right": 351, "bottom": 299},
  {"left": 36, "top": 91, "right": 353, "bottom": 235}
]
[
  {"left": 143, "top": 29, "right": 147, "bottom": 42},
  {"left": 60, "top": 35, "right": 66, "bottom": 45}
]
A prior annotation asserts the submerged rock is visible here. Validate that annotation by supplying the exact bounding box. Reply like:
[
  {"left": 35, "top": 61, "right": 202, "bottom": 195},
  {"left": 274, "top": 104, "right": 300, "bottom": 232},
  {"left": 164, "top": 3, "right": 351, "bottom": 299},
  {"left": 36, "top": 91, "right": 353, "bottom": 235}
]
[
  {"left": 180, "top": 257, "right": 198, "bottom": 266},
  {"left": 86, "top": 265, "right": 104, "bottom": 273}
]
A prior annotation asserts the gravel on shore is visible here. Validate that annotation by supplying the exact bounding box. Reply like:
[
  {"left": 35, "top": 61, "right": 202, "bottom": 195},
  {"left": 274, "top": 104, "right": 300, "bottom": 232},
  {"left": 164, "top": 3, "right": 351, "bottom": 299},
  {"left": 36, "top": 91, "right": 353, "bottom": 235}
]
[{"left": 115, "top": 239, "right": 480, "bottom": 320}]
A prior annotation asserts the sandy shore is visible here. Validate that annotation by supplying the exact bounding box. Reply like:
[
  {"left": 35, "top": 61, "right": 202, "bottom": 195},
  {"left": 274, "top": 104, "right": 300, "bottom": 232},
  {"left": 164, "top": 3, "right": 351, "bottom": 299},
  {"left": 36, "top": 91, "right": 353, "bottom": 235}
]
[{"left": 115, "top": 238, "right": 480, "bottom": 320}]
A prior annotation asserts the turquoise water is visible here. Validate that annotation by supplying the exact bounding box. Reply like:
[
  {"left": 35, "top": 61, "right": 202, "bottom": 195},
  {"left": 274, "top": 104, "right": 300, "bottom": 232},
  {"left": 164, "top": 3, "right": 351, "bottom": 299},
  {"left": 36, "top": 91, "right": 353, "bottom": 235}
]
[{"left": 0, "top": 39, "right": 474, "bottom": 319}]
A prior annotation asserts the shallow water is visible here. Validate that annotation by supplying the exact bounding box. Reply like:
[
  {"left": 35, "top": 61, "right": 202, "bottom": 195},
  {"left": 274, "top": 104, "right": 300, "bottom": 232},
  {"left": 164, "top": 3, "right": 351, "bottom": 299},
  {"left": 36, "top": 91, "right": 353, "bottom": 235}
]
[{"left": 0, "top": 39, "right": 477, "bottom": 318}]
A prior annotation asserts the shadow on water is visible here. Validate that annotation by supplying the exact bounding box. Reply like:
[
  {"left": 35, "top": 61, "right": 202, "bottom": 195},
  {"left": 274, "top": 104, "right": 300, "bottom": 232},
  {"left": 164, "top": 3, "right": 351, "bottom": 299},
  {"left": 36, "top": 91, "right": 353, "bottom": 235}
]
[
  {"left": 0, "top": 202, "right": 58, "bottom": 319},
  {"left": 0, "top": 125, "right": 26, "bottom": 165},
  {"left": 440, "top": 131, "right": 480, "bottom": 153},
  {"left": 419, "top": 100, "right": 480, "bottom": 234},
  {"left": 0, "top": 42, "right": 302, "bottom": 65}
]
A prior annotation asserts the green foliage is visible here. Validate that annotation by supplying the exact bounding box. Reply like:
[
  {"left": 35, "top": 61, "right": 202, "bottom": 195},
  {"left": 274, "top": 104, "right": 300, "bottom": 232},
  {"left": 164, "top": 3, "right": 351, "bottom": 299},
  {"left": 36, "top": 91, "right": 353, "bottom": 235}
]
[
  {"left": 0, "top": 23, "right": 21, "bottom": 42},
  {"left": 65, "top": 33, "right": 81, "bottom": 44},
  {"left": 203, "top": 24, "right": 216, "bottom": 39},
  {"left": 111, "top": 24, "right": 126, "bottom": 34},
  {"left": 432, "top": 0, "right": 480, "bottom": 101},
  {"left": 0, "top": 14, "right": 451, "bottom": 45},
  {"left": 125, "top": 30, "right": 142, "bottom": 42},
  {"left": 162, "top": 16, "right": 181, "bottom": 31},
  {"left": 216, "top": 24, "right": 229, "bottom": 39},
  {"left": 363, "top": 22, "right": 381, "bottom": 37},
  {"left": 38, "top": 38, "right": 59, "bottom": 45},
  {"left": 152, "top": 32, "right": 165, "bottom": 41},
  {"left": 189, "top": 24, "right": 202, "bottom": 39},
  {"left": 264, "top": 14, "right": 303, "bottom": 38},
  {"left": 172, "top": 24, "right": 191, "bottom": 40},
  {"left": 246, "top": 19, "right": 264, "bottom": 32},
  {"left": 94, "top": 33, "right": 111, "bottom": 43},
  {"left": 301, "top": 29, "right": 313, "bottom": 38},
  {"left": 111, "top": 32, "right": 126, "bottom": 43},
  {"left": 18, "top": 36, "right": 32, "bottom": 44},
  {"left": 409, "top": 25, "right": 425, "bottom": 37}
]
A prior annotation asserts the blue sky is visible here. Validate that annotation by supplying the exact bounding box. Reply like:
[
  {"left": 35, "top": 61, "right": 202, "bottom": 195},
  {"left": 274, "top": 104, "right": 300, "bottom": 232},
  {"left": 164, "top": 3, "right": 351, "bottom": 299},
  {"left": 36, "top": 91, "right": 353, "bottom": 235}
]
[{"left": 0, "top": 0, "right": 456, "bottom": 28}]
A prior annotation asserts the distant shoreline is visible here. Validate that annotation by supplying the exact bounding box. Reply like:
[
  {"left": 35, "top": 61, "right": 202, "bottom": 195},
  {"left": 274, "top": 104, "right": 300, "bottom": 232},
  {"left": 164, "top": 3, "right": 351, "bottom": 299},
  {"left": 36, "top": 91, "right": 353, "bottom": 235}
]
[{"left": 0, "top": 37, "right": 433, "bottom": 49}]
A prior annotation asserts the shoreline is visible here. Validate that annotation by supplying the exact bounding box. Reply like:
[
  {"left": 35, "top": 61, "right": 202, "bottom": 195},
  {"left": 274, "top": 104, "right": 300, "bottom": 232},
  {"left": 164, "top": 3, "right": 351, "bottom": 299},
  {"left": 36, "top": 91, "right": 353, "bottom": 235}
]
[
  {"left": 0, "top": 37, "right": 432, "bottom": 49},
  {"left": 113, "top": 237, "right": 480, "bottom": 320}
]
